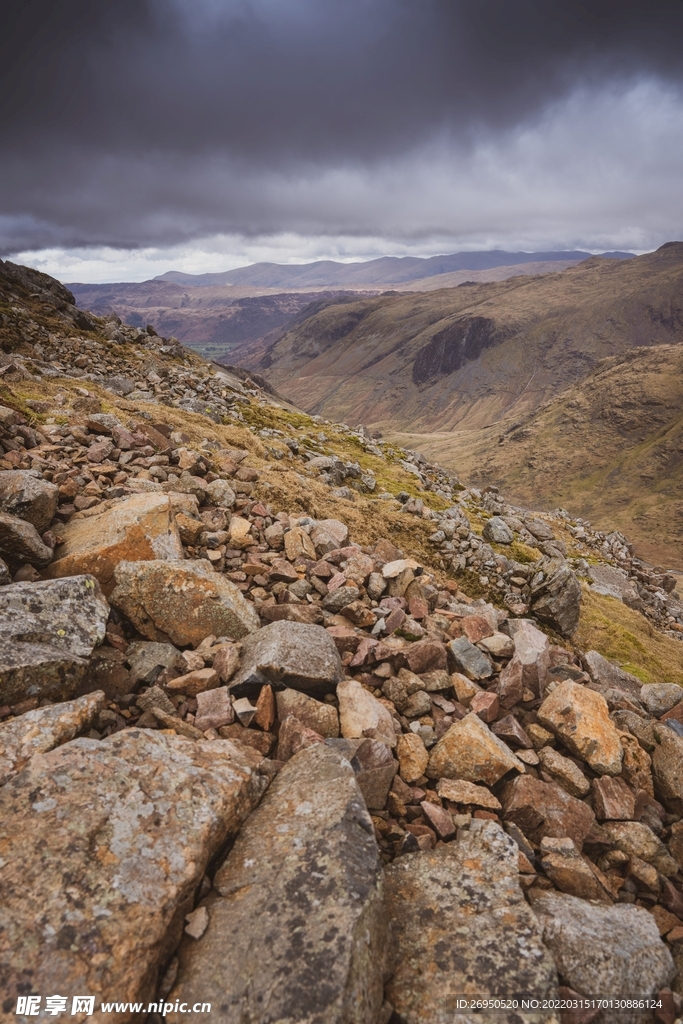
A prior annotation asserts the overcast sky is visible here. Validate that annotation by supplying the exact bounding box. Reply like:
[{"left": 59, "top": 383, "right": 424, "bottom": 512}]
[{"left": 2, "top": 0, "right": 683, "bottom": 282}]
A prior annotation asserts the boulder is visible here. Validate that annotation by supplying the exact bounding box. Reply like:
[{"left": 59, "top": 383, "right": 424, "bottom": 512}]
[
  {"left": 501, "top": 620, "right": 550, "bottom": 705},
  {"left": 167, "top": 744, "right": 388, "bottom": 1024},
  {"left": 539, "top": 837, "right": 612, "bottom": 903},
  {"left": 0, "top": 575, "right": 109, "bottom": 705},
  {"left": 0, "top": 511, "right": 53, "bottom": 566},
  {"left": 231, "top": 620, "right": 343, "bottom": 694},
  {"left": 111, "top": 559, "right": 260, "bottom": 646},
  {"left": 310, "top": 518, "right": 349, "bottom": 553},
  {"left": 47, "top": 493, "right": 184, "bottom": 594},
  {"left": 275, "top": 687, "right": 340, "bottom": 737},
  {"left": 531, "top": 891, "right": 674, "bottom": 1022},
  {"left": 337, "top": 678, "right": 397, "bottom": 747},
  {"left": 482, "top": 516, "right": 514, "bottom": 544},
  {"left": 0, "top": 690, "right": 106, "bottom": 786},
  {"left": 447, "top": 636, "right": 493, "bottom": 680},
  {"left": 537, "top": 746, "right": 590, "bottom": 798},
  {"left": 384, "top": 821, "right": 558, "bottom": 1023},
  {"left": 0, "top": 469, "right": 58, "bottom": 532},
  {"left": 0, "top": 730, "right": 269, "bottom": 1018},
  {"left": 640, "top": 683, "right": 683, "bottom": 717},
  {"left": 0, "top": 556, "right": 9, "bottom": 586},
  {"left": 530, "top": 561, "right": 581, "bottom": 637},
  {"left": 583, "top": 650, "right": 643, "bottom": 699},
  {"left": 537, "top": 680, "right": 623, "bottom": 775},
  {"left": 502, "top": 774, "right": 595, "bottom": 848},
  {"left": 427, "top": 712, "right": 524, "bottom": 785}
]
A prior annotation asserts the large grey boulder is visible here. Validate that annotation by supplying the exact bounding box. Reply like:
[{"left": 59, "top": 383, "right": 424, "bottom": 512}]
[
  {"left": 530, "top": 560, "right": 581, "bottom": 637},
  {"left": 167, "top": 744, "right": 388, "bottom": 1024},
  {"left": 384, "top": 820, "right": 558, "bottom": 1024},
  {"left": 0, "top": 730, "right": 269, "bottom": 1019},
  {"left": 482, "top": 516, "right": 514, "bottom": 544},
  {"left": 639, "top": 683, "right": 683, "bottom": 717},
  {"left": 0, "top": 469, "right": 59, "bottom": 532},
  {"left": 583, "top": 650, "right": 643, "bottom": 699},
  {"left": 230, "top": 619, "right": 344, "bottom": 694},
  {"left": 0, "top": 575, "right": 109, "bottom": 705},
  {"left": 531, "top": 891, "right": 674, "bottom": 1023}
]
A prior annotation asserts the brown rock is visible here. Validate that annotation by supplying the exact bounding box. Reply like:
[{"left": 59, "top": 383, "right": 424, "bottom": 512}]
[
  {"left": 47, "top": 493, "right": 184, "bottom": 594},
  {"left": 538, "top": 746, "right": 590, "bottom": 798},
  {"left": 260, "top": 602, "right": 324, "bottom": 624},
  {"left": 0, "top": 469, "right": 59, "bottom": 532},
  {"left": 491, "top": 714, "right": 533, "bottom": 748},
  {"left": 427, "top": 711, "right": 524, "bottom": 785},
  {"left": 254, "top": 684, "right": 275, "bottom": 731},
  {"left": 461, "top": 614, "right": 494, "bottom": 643},
  {"left": 540, "top": 837, "right": 612, "bottom": 903},
  {"left": 537, "top": 680, "right": 623, "bottom": 776},
  {"left": 212, "top": 644, "right": 240, "bottom": 683},
  {"left": 217, "top": 723, "right": 275, "bottom": 756},
  {"left": 601, "top": 821, "right": 679, "bottom": 876},
  {"left": 404, "top": 640, "right": 447, "bottom": 675},
  {"left": 0, "top": 511, "right": 53, "bottom": 566},
  {"left": 619, "top": 731, "right": 654, "bottom": 796},
  {"left": 396, "top": 732, "right": 429, "bottom": 783},
  {"left": 275, "top": 688, "right": 339, "bottom": 738},
  {"left": 502, "top": 774, "right": 596, "bottom": 848},
  {"left": 276, "top": 714, "right": 325, "bottom": 760},
  {"left": 284, "top": 525, "right": 316, "bottom": 560},
  {"left": 470, "top": 690, "right": 499, "bottom": 723},
  {"left": 111, "top": 559, "right": 260, "bottom": 646},
  {"left": 232, "top": 620, "right": 343, "bottom": 694},
  {"left": 338, "top": 679, "right": 397, "bottom": 747},
  {"left": 436, "top": 777, "right": 502, "bottom": 810},
  {"left": 175, "top": 511, "right": 205, "bottom": 545},
  {"left": 421, "top": 800, "right": 455, "bottom": 838},
  {"left": 194, "top": 687, "right": 234, "bottom": 731},
  {"left": 593, "top": 776, "right": 636, "bottom": 821},
  {"left": 166, "top": 667, "right": 218, "bottom": 697}
]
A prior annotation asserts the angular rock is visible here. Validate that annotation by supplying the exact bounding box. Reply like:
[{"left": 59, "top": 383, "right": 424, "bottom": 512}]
[
  {"left": 0, "top": 469, "right": 59, "bottom": 532},
  {"left": 592, "top": 776, "right": 636, "bottom": 820},
  {"left": 491, "top": 714, "right": 533, "bottom": 749},
  {"left": 397, "top": 731, "right": 429, "bottom": 783},
  {"left": 601, "top": 821, "right": 679, "bottom": 876},
  {"left": 338, "top": 678, "right": 397, "bottom": 747},
  {"left": 310, "top": 518, "right": 349, "bottom": 552},
  {"left": 530, "top": 561, "right": 582, "bottom": 637},
  {"left": 323, "top": 584, "right": 360, "bottom": 613},
  {"left": 231, "top": 620, "right": 343, "bottom": 694},
  {"left": 447, "top": 636, "right": 493, "bottom": 680},
  {"left": 584, "top": 650, "right": 643, "bottom": 699},
  {"left": 204, "top": 478, "right": 236, "bottom": 508},
  {"left": 436, "top": 777, "right": 502, "bottom": 810},
  {"left": 166, "top": 667, "right": 218, "bottom": 697},
  {"left": 482, "top": 515, "right": 514, "bottom": 544},
  {"left": 540, "top": 837, "right": 612, "bottom": 903},
  {"left": 537, "top": 680, "right": 623, "bottom": 775},
  {"left": 0, "top": 510, "right": 53, "bottom": 566},
  {"left": 0, "top": 690, "right": 106, "bottom": 786},
  {"left": 504, "top": 620, "right": 551, "bottom": 706},
  {"left": 502, "top": 774, "right": 596, "bottom": 848},
  {"left": 427, "top": 712, "right": 524, "bottom": 785},
  {"left": 531, "top": 891, "right": 674, "bottom": 1019},
  {"left": 194, "top": 686, "right": 234, "bottom": 731},
  {"left": 538, "top": 746, "right": 590, "bottom": 798},
  {"left": 283, "top": 524, "right": 316, "bottom": 560},
  {"left": 167, "top": 744, "right": 387, "bottom": 1024},
  {"left": 275, "top": 687, "right": 340, "bottom": 737},
  {"left": 111, "top": 559, "right": 260, "bottom": 646},
  {"left": 48, "top": 493, "right": 184, "bottom": 594},
  {"left": 384, "top": 821, "right": 558, "bottom": 1023},
  {"left": 126, "top": 641, "right": 181, "bottom": 685},
  {"left": 0, "top": 730, "right": 269, "bottom": 1017},
  {"left": 276, "top": 714, "right": 326, "bottom": 760},
  {"left": 640, "top": 683, "right": 683, "bottom": 717}
]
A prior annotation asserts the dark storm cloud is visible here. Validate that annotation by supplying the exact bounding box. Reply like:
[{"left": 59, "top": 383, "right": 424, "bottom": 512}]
[{"left": 1, "top": 0, "right": 683, "bottom": 252}]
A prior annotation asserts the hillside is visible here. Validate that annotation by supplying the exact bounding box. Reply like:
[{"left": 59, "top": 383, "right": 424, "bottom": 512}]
[{"left": 4, "top": 258, "right": 683, "bottom": 1017}]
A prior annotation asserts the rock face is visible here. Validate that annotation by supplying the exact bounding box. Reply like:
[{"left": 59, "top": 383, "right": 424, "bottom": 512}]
[
  {"left": 167, "top": 744, "right": 388, "bottom": 1024},
  {"left": 0, "top": 575, "right": 109, "bottom": 705},
  {"left": 0, "top": 469, "right": 58, "bottom": 532},
  {"left": 0, "top": 730, "right": 269, "bottom": 1020},
  {"left": 530, "top": 562, "right": 582, "bottom": 637},
  {"left": 537, "top": 680, "right": 623, "bottom": 776},
  {"left": 230, "top": 620, "right": 343, "bottom": 693},
  {"left": 0, "top": 690, "right": 106, "bottom": 786},
  {"left": 384, "top": 820, "right": 558, "bottom": 1024},
  {"left": 427, "top": 711, "right": 524, "bottom": 784},
  {"left": 47, "top": 493, "right": 184, "bottom": 594},
  {"left": 531, "top": 891, "right": 674, "bottom": 1021},
  {"left": 111, "top": 559, "right": 260, "bottom": 646}
]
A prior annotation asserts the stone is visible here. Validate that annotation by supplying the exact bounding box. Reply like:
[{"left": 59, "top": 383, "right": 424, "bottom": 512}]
[
  {"left": 194, "top": 686, "right": 234, "bottom": 731},
  {"left": 482, "top": 515, "right": 514, "bottom": 544},
  {"left": 126, "top": 641, "right": 181, "bottom": 685},
  {"left": 167, "top": 745, "right": 387, "bottom": 1024},
  {"left": 275, "top": 687, "right": 339, "bottom": 737},
  {"left": 349, "top": 738, "right": 398, "bottom": 810},
  {"left": 276, "top": 714, "right": 325, "bottom": 760},
  {"left": 584, "top": 650, "right": 643, "bottom": 699},
  {"left": 0, "top": 574, "right": 109, "bottom": 705},
  {"left": 461, "top": 614, "right": 494, "bottom": 643},
  {"left": 151, "top": 707, "right": 205, "bottom": 740},
  {"left": 0, "top": 690, "right": 106, "bottom": 786},
  {"left": 227, "top": 516, "right": 253, "bottom": 548},
  {"left": 537, "top": 680, "right": 623, "bottom": 775},
  {"left": 538, "top": 746, "right": 590, "bottom": 797},
  {"left": 491, "top": 714, "right": 533, "bottom": 748},
  {"left": 478, "top": 631, "right": 515, "bottom": 658},
  {"left": 530, "top": 561, "right": 582, "bottom": 637},
  {"left": 231, "top": 620, "right": 343, "bottom": 694},
  {"left": 260, "top": 602, "right": 324, "bottom": 625},
  {"left": 531, "top": 891, "right": 674, "bottom": 1018},
  {"left": 451, "top": 672, "right": 481, "bottom": 705},
  {"left": 402, "top": 689, "right": 432, "bottom": 718},
  {"left": 218, "top": 723, "right": 274, "bottom": 756},
  {"left": 137, "top": 684, "right": 178, "bottom": 717},
  {"left": 323, "top": 584, "right": 360, "bottom": 613},
  {"left": 384, "top": 821, "right": 558, "bottom": 1023},
  {"left": 47, "top": 493, "right": 184, "bottom": 594},
  {"left": 641, "top": 722, "right": 683, "bottom": 814},
  {"left": 232, "top": 696, "right": 257, "bottom": 726},
  {"left": 540, "top": 837, "right": 612, "bottom": 903},
  {"left": 0, "top": 511, "right": 53, "bottom": 566},
  {"left": 111, "top": 559, "right": 260, "bottom": 646},
  {"left": 527, "top": 722, "right": 555, "bottom": 749},
  {"left": 447, "top": 636, "right": 493, "bottom": 680},
  {"left": 397, "top": 732, "right": 429, "bottom": 783},
  {"left": 166, "top": 667, "right": 218, "bottom": 697},
  {"left": 254, "top": 684, "right": 275, "bottom": 731},
  {"left": 404, "top": 640, "right": 447, "bottom": 675},
  {"left": 0, "top": 730, "right": 269, "bottom": 1015},
  {"left": 427, "top": 712, "right": 524, "bottom": 785},
  {"left": 601, "top": 821, "right": 679, "bottom": 876},
  {"left": 204, "top": 478, "right": 236, "bottom": 508},
  {"left": 283, "top": 524, "right": 316, "bottom": 560},
  {"left": 175, "top": 511, "right": 205, "bottom": 545},
  {"left": 640, "top": 684, "right": 683, "bottom": 717},
  {"left": 592, "top": 776, "right": 636, "bottom": 820},
  {"left": 0, "top": 469, "right": 58, "bottom": 532},
  {"left": 0, "top": 556, "right": 9, "bottom": 585},
  {"left": 502, "top": 775, "right": 595, "bottom": 848},
  {"left": 619, "top": 731, "right": 654, "bottom": 795},
  {"left": 436, "top": 777, "right": 502, "bottom": 810},
  {"left": 470, "top": 690, "right": 499, "bottom": 723},
  {"left": 502, "top": 621, "right": 551, "bottom": 708},
  {"left": 310, "top": 518, "right": 349, "bottom": 552},
  {"left": 212, "top": 644, "right": 241, "bottom": 683},
  {"left": 338, "top": 679, "right": 397, "bottom": 747},
  {"left": 421, "top": 800, "right": 455, "bottom": 838}
]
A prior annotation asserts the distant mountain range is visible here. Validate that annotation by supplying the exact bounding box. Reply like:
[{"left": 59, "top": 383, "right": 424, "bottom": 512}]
[{"left": 153, "top": 249, "right": 634, "bottom": 289}]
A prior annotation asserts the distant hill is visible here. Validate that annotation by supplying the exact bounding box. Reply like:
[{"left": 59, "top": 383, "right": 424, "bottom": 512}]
[{"left": 154, "top": 249, "right": 633, "bottom": 289}]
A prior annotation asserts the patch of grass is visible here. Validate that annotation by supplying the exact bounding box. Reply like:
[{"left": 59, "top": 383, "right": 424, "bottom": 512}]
[{"left": 574, "top": 586, "right": 683, "bottom": 685}]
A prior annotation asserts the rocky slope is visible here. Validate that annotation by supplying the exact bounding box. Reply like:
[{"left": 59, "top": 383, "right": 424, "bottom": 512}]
[{"left": 2, "top": 258, "right": 683, "bottom": 1023}]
